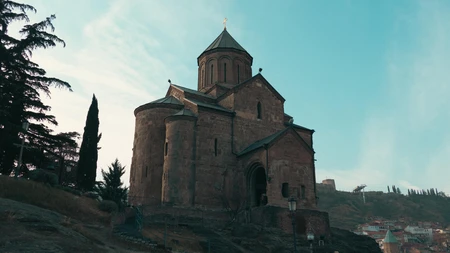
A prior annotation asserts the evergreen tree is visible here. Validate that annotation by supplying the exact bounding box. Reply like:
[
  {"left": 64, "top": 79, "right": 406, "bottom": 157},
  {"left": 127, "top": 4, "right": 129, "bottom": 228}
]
[
  {"left": 387, "top": 185, "right": 390, "bottom": 193},
  {"left": 427, "top": 189, "right": 430, "bottom": 195},
  {"left": 392, "top": 185, "right": 397, "bottom": 193},
  {"left": 0, "top": 0, "right": 72, "bottom": 175},
  {"left": 95, "top": 159, "right": 128, "bottom": 210},
  {"left": 76, "top": 95, "right": 100, "bottom": 191},
  {"left": 397, "top": 188, "right": 402, "bottom": 194},
  {"left": 408, "top": 189, "right": 411, "bottom": 196}
]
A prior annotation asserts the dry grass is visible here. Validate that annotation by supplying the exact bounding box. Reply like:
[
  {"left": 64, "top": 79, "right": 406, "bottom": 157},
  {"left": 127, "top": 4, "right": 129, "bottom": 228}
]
[
  {"left": 0, "top": 176, "right": 111, "bottom": 225},
  {"left": 142, "top": 224, "right": 206, "bottom": 252}
]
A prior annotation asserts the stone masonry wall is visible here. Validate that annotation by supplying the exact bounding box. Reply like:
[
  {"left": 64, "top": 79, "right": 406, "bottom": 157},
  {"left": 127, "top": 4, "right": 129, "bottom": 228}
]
[
  {"left": 162, "top": 116, "right": 196, "bottom": 207},
  {"left": 198, "top": 49, "right": 252, "bottom": 92},
  {"left": 250, "top": 206, "right": 331, "bottom": 239},
  {"left": 231, "top": 78, "right": 285, "bottom": 153},
  {"left": 267, "top": 131, "right": 316, "bottom": 209},
  {"left": 129, "top": 106, "right": 181, "bottom": 206},
  {"left": 193, "top": 109, "right": 236, "bottom": 208}
]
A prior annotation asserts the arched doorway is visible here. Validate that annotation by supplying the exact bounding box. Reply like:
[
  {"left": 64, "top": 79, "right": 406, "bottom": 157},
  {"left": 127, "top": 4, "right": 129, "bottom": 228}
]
[{"left": 248, "top": 165, "right": 267, "bottom": 207}]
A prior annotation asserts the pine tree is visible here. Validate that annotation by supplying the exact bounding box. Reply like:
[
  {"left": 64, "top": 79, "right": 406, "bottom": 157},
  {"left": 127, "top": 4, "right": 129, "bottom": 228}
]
[
  {"left": 408, "top": 189, "right": 411, "bottom": 196},
  {"left": 392, "top": 185, "right": 397, "bottom": 193},
  {"left": 397, "top": 188, "right": 402, "bottom": 194},
  {"left": 76, "top": 95, "right": 100, "bottom": 191},
  {"left": 95, "top": 159, "right": 128, "bottom": 210},
  {"left": 0, "top": 0, "right": 72, "bottom": 175},
  {"left": 387, "top": 185, "right": 391, "bottom": 193}
]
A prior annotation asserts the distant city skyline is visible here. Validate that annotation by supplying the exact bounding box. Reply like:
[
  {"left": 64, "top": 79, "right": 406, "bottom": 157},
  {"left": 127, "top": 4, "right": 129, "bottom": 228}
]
[{"left": 12, "top": 0, "right": 450, "bottom": 194}]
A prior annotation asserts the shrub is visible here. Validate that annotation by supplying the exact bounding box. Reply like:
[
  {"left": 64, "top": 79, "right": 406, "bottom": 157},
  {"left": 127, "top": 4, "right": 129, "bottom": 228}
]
[
  {"left": 28, "top": 169, "right": 59, "bottom": 186},
  {"left": 98, "top": 200, "right": 118, "bottom": 213}
]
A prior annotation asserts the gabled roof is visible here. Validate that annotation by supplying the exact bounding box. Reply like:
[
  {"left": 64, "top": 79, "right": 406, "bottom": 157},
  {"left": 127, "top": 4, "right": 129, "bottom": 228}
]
[
  {"left": 237, "top": 126, "right": 314, "bottom": 157},
  {"left": 149, "top": 96, "right": 183, "bottom": 105},
  {"left": 286, "top": 123, "right": 315, "bottom": 133},
  {"left": 217, "top": 73, "right": 285, "bottom": 103},
  {"left": 202, "top": 28, "right": 247, "bottom": 54},
  {"left": 184, "top": 98, "right": 233, "bottom": 114},
  {"left": 168, "top": 84, "right": 215, "bottom": 100},
  {"left": 384, "top": 230, "right": 397, "bottom": 243}
]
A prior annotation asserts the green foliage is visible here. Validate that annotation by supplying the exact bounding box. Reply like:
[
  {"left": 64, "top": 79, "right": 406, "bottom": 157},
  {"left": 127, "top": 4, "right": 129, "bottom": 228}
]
[
  {"left": 95, "top": 159, "right": 128, "bottom": 211},
  {"left": 76, "top": 95, "right": 100, "bottom": 191},
  {"left": 98, "top": 200, "right": 118, "bottom": 213},
  {"left": 28, "top": 169, "right": 58, "bottom": 186},
  {"left": 0, "top": 0, "right": 73, "bottom": 175}
]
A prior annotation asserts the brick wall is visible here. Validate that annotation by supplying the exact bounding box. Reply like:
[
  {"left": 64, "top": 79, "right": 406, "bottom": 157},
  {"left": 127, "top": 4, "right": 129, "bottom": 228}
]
[
  {"left": 129, "top": 106, "right": 181, "bottom": 206},
  {"left": 250, "top": 206, "right": 331, "bottom": 239},
  {"left": 198, "top": 49, "right": 253, "bottom": 92},
  {"left": 231, "top": 78, "right": 285, "bottom": 152},
  {"left": 162, "top": 115, "right": 196, "bottom": 206}
]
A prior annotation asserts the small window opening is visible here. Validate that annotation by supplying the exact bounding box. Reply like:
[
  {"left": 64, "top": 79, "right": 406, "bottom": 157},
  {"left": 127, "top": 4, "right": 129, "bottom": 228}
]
[
  {"left": 145, "top": 166, "right": 148, "bottom": 177},
  {"left": 237, "top": 65, "right": 240, "bottom": 83},
  {"left": 210, "top": 64, "right": 214, "bottom": 84},
  {"left": 201, "top": 69, "right": 205, "bottom": 88},
  {"left": 164, "top": 142, "right": 168, "bottom": 156},
  {"left": 224, "top": 63, "right": 227, "bottom": 82},
  {"left": 214, "top": 138, "right": 218, "bottom": 156},
  {"left": 301, "top": 185, "right": 306, "bottom": 199},
  {"left": 257, "top": 102, "right": 262, "bottom": 119},
  {"left": 282, "top": 183, "right": 289, "bottom": 198}
]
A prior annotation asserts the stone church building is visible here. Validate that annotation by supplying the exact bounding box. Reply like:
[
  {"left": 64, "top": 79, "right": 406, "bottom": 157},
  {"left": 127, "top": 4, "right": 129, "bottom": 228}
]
[{"left": 129, "top": 27, "right": 322, "bottom": 221}]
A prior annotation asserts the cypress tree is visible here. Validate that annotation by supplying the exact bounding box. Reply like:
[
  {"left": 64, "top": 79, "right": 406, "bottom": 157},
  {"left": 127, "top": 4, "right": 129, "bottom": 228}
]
[
  {"left": 76, "top": 95, "right": 100, "bottom": 191},
  {"left": 387, "top": 185, "right": 390, "bottom": 193}
]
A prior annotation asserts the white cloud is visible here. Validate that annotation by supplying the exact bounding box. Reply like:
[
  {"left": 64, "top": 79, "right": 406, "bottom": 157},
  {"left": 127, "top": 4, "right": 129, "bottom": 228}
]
[{"left": 22, "top": 0, "right": 229, "bottom": 185}]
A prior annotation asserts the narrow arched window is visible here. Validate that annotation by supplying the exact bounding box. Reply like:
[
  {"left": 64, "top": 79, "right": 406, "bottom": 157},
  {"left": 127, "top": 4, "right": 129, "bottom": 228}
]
[
  {"left": 210, "top": 64, "right": 214, "bottom": 84},
  {"left": 282, "top": 183, "right": 289, "bottom": 197},
  {"left": 214, "top": 138, "right": 218, "bottom": 156},
  {"left": 201, "top": 69, "right": 205, "bottom": 88},
  {"left": 257, "top": 102, "right": 262, "bottom": 119},
  {"left": 223, "top": 63, "right": 227, "bottom": 82},
  {"left": 237, "top": 65, "right": 240, "bottom": 83},
  {"left": 301, "top": 185, "right": 306, "bottom": 199}
]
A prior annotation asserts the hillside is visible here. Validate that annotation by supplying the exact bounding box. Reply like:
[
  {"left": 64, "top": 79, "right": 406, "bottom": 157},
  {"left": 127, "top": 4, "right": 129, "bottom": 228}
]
[
  {"left": 0, "top": 176, "right": 163, "bottom": 253},
  {"left": 317, "top": 185, "right": 450, "bottom": 230},
  {"left": 0, "top": 176, "right": 383, "bottom": 253}
]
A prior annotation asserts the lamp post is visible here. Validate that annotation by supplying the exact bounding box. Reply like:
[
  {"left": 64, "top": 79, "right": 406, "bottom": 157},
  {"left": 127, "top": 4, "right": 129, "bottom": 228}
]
[
  {"left": 307, "top": 232, "right": 314, "bottom": 253},
  {"left": 288, "top": 197, "right": 297, "bottom": 253},
  {"left": 15, "top": 121, "right": 29, "bottom": 178}
]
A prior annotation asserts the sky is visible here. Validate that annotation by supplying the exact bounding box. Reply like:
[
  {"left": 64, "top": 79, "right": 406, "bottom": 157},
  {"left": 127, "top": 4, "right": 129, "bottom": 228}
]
[{"left": 10, "top": 0, "right": 450, "bottom": 194}]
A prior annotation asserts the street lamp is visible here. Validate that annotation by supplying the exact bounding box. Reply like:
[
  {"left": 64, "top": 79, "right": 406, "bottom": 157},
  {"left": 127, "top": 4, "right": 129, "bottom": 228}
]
[
  {"left": 15, "top": 121, "right": 29, "bottom": 178},
  {"left": 307, "top": 232, "right": 314, "bottom": 253},
  {"left": 288, "top": 197, "right": 297, "bottom": 253}
]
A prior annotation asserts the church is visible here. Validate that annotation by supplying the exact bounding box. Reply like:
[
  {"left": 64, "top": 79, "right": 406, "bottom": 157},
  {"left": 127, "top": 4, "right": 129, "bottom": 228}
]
[{"left": 128, "top": 25, "right": 319, "bottom": 214}]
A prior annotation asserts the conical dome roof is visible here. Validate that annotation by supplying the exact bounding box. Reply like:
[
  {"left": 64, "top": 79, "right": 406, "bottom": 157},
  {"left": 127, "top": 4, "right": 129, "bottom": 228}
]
[{"left": 201, "top": 28, "right": 248, "bottom": 54}]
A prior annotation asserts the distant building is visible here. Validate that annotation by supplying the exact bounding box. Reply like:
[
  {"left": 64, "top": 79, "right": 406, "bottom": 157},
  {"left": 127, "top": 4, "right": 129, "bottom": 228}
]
[
  {"left": 383, "top": 230, "right": 400, "bottom": 253},
  {"left": 322, "top": 179, "right": 336, "bottom": 190},
  {"left": 317, "top": 178, "right": 336, "bottom": 192}
]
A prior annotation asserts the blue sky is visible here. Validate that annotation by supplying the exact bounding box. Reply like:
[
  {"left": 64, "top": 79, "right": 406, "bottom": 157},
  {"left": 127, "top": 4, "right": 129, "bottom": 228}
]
[{"left": 13, "top": 0, "right": 450, "bottom": 194}]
